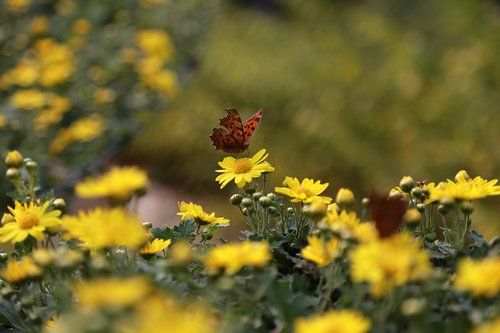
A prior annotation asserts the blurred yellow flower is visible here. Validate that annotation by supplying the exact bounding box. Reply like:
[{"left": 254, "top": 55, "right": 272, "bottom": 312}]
[
  {"left": 10, "top": 89, "right": 46, "bottom": 109},
  {"left": 74, "top": 276, "right": 152, "bottom": 309},
  {"left": 350, "top": 233, "right": 432, "bottom": 297},
  {"left": 294, "top": 309, "right": 370, "bottom": 333},
  {"left": 94, "top": 88, "right": 115, "bottom": 103},
  {"left": 35, "top": 94, "right": 72, "bottom": 131},
  {"left": 215, "top": 148, "right": 275, "bottom": 189},
  {"left": 50, "top": 115, "right": 104, "bottom": 154},
  {"left": 30, "top": 16, "right": 50, "bottom": 35},
  {"left": 71, "top": 19, "right": 92, "bottom": 35},
  {"left": 177, "top": 201, "right": 229, "bottom": 225},
  {"left": 275, "top": 177, "right": 332, "bottom": 204},
  {"left": 301, "top": 236, "right": 341, "bottom": 267},
  {"left": 75, "top": 166, "right": 148, "bottom": 201},
  {"left": 471, "top": 317, "right": 500, "bottom": 333},
  {"left": 34, "top": 38, "right": 75, "bottom": 86},
  {"left": 139, "top": 238, "right": 172, "bottom": 256},
  {"left": 1, "top": 257, "right": 42, "bottom": 284},
  {"left": 427, "top": 170, "right": 500, "bottom": 202},
  {"left": 453, "top": 257, "right": 500, "bottom": 297},
  {"left": 204, "top": 241, "right": 271, "bottom": 274},
  {"left": 336, "top": 188, "right": 355, "bottom": 207},
  {"left": 135, "top": 29, "right": 173, "bottom": 62},
  {"left": 63, "top": 207, "right": 149, "bottom": 250},
  {"left": 131, "top": 294, "right": 218, "bottom": 333},
  {"left": 324, "top": 205, "right": 378, "bottom": 244},
  {"left": 5, "top": 150, "right": 24, "bottom": 168},
  {"left": 2, "top": 58, "right": 39, "bottom": 87},
  {"left": 0, "top": 201, "right": 61, "bottom": 244},
  {"left": 7, "top": 0, "right": 31, "bottom": 12},
  {"left": 169, "top": 240, "right": 193, "bottom": 265},
  {"left": 146, "top": 70, "right": 179, "bottom": 97},
  {"left": 0, "top": 114, "right": 7, "bottom": 128}
]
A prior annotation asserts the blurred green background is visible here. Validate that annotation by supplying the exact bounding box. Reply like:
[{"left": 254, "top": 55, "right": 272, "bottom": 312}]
[{"left": 126, "top": 0, "right": 500, "bottom": 237}]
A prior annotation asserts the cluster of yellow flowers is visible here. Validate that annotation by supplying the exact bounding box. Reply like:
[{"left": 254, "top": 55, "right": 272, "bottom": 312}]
[{"left": 204, "top": 241, "right": 271, "bottom": 274}]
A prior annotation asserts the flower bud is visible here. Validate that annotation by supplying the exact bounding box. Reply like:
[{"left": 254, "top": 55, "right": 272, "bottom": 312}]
[
  {"left": 90, "top": 256, "right": 110, "bottom": 273},
  {"left": 401, "top": 298, "right": 426, "bottom": 316},
  {"left": 416, "top": 203, "right": 426, "bottom": 213},
  {"left": 303, "top": 200, "right": 327, "bottom": 221},
  {"left": 1, "top": 286, "right": 15, "bottom": 298},
  {"left": 31, "top": 249, "right": 54, "bottom": 267},
  {"left": 287, "top": 207, "right": 295, "bottom": 215},
  {"left": 201, "top": 230, "right": 213, "bottom": 240},
  {"left": 455, "top": 170, "right": 471, "bottom": 182},
  {"left": 399, "top": 176, "right": 416, "bottom": 193},
  {"left": 242, "top": 207, "right": 253, "bottom": 216},
  {"left": 438, "top": 204, "right": 449, "bottom": 216},
  {"left": 243, "top": 185, "right": 256, "bottom": 194},
  {"left": 460, "top": 202, "right": 474, "bottom": 214},
  {"left": 440, "top": 197, "right": 456, "bottom": 208},
  {"left": 361, "top": 197, "right": 370, "bottom": 208},
  {"left": 335, "top": 188, "right": 355, "bottom": 208},
  {"left": 410, "top": 187, "right": 424, "bottom": 200},
  {"left": 241, "top": 198, "right": 253, "bottom": 208},
  {"left": 266, "top": 193, "right": 277, "bottom": 201},
  {"left": 0, "top": 252, "right": 8, "bottom": 263},
  {"left": 25, "top": 160, "right": 38, "bottom": 173},
  {"left": 20, "top": 295, "right": 35, "bottom": 307},
  {"left": 52, "top": 198, "right": 66, "bottom": 212},
  {"left": 258, "top": 196, "right": 272, "bottom": 208},
  {"left": 252, "top": 192, "right": 263, "bottom": 200},
  {"left": 267, "top": 206, "right": 278, "bottom": 216},
  {"left": 6, "top": 168, "right": 20, "bottom": 181},
  {"left": 230, "top": 194, "right": 242, "bottom": 206},
  {"left": 141, "top": 221, "right": 153, "bottom": 230},
  {"left": 388, "top": 189, "right": 405, "bottom": 200},
  {"left": 5, "top": 150, "right": 23, "bottom": 168},
  {"left": 403, "top": 208, "right": 421, "bottom": 227}
]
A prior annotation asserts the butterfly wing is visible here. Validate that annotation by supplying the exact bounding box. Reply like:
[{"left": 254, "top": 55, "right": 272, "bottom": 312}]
[
  {"left": 243, "top": 108, "right": 263, "bottom": 144},
  {"left": 370, "top": 193, "right": 407, "bottom": 238},
  {"left": 209, "top": 108, "right": 247, "bottom": 153}
]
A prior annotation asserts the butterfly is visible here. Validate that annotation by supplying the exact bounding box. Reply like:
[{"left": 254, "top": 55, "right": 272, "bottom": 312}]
[
  {"left": 369, "top": 193, "right": 408, "bottom": 238},
  {"left": 209, "top": 107, "right": 263, "bottom": 154}
]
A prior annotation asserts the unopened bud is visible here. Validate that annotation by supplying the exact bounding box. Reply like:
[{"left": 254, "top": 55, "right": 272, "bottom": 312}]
[
  {"left": 252, "top": 192, "right": 263, "bottom": 200},
  {"left": 403, "top": 208, "right": 421, "bottom": 226},
  {"left": 25, "top": 160, "right": 38, "bottom": 173},
  {"left": 335, "top": 188, "right": 355, "bottom": 208},
  {"left": 52, "top": 198, "right": 66, "bottom": 212},
  {"left": 460, "top": 202, "right": 474, "bottom": 214},
  {"left": 440, "top": 197, "right": 456, "bottom": 208},
  {"left": 287, "top": 207, "right": 295, "bottom": 215},
  {"left": 6, "top": 168, "right": 20, "bottom": 181},
  {"left": 267, "top": 206, "right": 278, "bottom": 216},
  {"left": 410, "top": 187, "right": 424, "bottom": 200},
  {"left": 230, "top": 194, "right": 242, "bottom": 206},
  {"left": 399, "top": 176, "right": 416, "bottom": 193},
  {"left": 141, "top": 221, "right": 153, "bottom": 230},
  {"left": 241, "top": 198, "right": 253, "bottom": 208},
  {"left": 361, "top": 198, "right": 370, "bottom": 208},
  {"left": 416, "top": 203, "right": 426, "bottom": 213},
  {"left": 5, "top": 150, "right": 23, "bottom": 168},
  {"left": 258, "top": 196, "right": 272, "bottom": 207},
  {"left": 266, "top": 193, "right": 277, "bottom": 201}
]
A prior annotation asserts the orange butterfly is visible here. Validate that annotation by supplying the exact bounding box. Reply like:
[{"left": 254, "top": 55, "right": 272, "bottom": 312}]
[{"left": 209, "top": 107, "right": 263, "bottom": 154}]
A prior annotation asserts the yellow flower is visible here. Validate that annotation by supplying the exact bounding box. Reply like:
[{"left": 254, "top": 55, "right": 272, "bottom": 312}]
[
  {"left": 0, "top": 201, "right": 61, "bottom": 244},
  {"left": 471, "top": 317, "right": 500, "bottom": 333},
  {"left": 71, "top": 19, "right": 92, "bottom": 35},
  {"left": 427, "top": 170, "right": 500, "bottom": 202},
  {"left": 50, "top": 115, "right": 104, "bottom": 154},
  {"left": 74, "top": 276, "right": 152, "bottom": 309},
  {"left": 169, "top": 241, "right": 193, "bottom": 265},
  {"left": 10, "top": 89, "right": 46, "bottom": 109},
  {"left": 1, "top": 257, "right": 42, "bottom": 284},
  {"left": 94, "top": 88, "right": 115, "bottom": 103},
  {"left": 177, "top": 201, "right": 229, "bottom": 225},
  {"left": 63, "top": 207, "right": 149, "bottom": 250},
  {"left": 350, "top": 233, "right": 432, "bottom": 297},
  {"left": 336, "top": 188, "right": 355, "bottom": 207},
  {"left": 215, "top": 149, "right": 275, "bottom": 189},
  {"left": 275, "top": 177, "right": 332, "bottom": 204},
  {"left": 132, "top": 294, "right": 218, "bottom": 333},
  {"left": 145, "top": 70, "right": 179, "bottom": 97},
  {"left": 75, "top": 166, "right": 148, "bottom": 201},
  {"left": 35, "top": 94, "right": 72, "bottom": 131},
  {"left": 34, "top": 39, "right": 75, "bottom": 86},
  {"left": 135, "top": 30, "right": 173, "bottom": 62},
  {"left": 139, "top": 238, "right": 172, "bottom": 255},
  {"left": 453, "top": 257, "right": 500, "bottom": 297},
  {"left": 0, "top": 114, "right": 7, "bottom": 128},
  {"left": 301, "top": 236, "right": 341, "bottom": 267},
  {"left": 294, "top": 309, "right": 370, "bottom": 333},
  {"left": 204, "top": 241, "right": 271, "bottom": 274},
  {"left": 7, "top": 0, "right": 31, "bottom": 12},
  {"left": 1, "top": 58, "right": 39, "bottom": 87},
  {"left": 30, "top": 16, "right": 50, "bottom": 35}
]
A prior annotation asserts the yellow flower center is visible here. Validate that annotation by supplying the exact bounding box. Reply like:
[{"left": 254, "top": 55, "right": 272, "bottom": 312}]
[
  {"left": 233, "top": 158, "right": 252, "bottom": 174},
  {"left": 298, "top": 186, "right": 313, "bottom": 196},
  {"left": 18, "top": 212, "right": 40, "bottom": 229}
]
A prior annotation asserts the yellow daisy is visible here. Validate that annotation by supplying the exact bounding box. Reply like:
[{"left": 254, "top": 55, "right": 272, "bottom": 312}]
[
  {"left": 301, "top": 236, "right": 342, "bottom": 267},
  {"left": 275, "top": 177, "right": 332, "bottom": 204},
  {"left": 204, "top": 241, "right": 271, "bottom": 274},
  {"left": 1, "top": 257, "right": 42, "bottom": 284},
  {"left": 215, "top": 149, "right": 275, "bottom": 189},
  {"left": 0, "top": 201, "right": 61, "bottom": 244},
  {"left": 75, "top": 166, "right": 148, "bottom": 202},
  {"left": 427, "top": 170, "right": 500, "bottom": 202},
  {"left": 294, "top": 310, "right": 371, "bottom": 333},
  {"left": 177, "top": 202, "right": 229, "bottom": 225},
  {"left": 63, "top": 207, "right": 149, "bottom": 250},
  {"left": 139, "top": 238, "right": 172, "bottom": 256}
]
